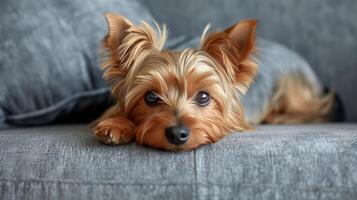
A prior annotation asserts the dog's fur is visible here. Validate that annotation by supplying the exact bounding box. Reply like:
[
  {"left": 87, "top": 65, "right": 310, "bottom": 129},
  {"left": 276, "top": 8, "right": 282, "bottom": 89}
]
[{"left": 93, "top": 13, "right": 336, "bottom": 151}]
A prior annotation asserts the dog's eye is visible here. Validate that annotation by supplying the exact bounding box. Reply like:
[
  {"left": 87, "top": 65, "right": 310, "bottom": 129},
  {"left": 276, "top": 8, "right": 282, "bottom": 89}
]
[
  {"left": 195, "top": 91, "right": 211, "bottom": 107},
  {"left": 145, "top": 91, "right": 161, "bottom": 106}
]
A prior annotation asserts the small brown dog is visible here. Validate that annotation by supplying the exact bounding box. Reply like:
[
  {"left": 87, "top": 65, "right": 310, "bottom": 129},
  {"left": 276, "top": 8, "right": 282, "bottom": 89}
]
[{"left": 93, "top": 13, "right": 336, "bottom": 151}]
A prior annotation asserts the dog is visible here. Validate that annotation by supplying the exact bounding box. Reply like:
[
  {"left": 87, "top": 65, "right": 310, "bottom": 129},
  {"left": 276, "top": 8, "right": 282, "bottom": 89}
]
[{"left": 93, "top": 13, "right": 341, "bottom": 151}]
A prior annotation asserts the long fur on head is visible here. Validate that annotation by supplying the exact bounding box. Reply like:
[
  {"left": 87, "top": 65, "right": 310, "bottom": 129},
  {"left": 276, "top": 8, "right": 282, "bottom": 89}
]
[{"left": 97, "top": 13, "right": 258, "bottom": 151}]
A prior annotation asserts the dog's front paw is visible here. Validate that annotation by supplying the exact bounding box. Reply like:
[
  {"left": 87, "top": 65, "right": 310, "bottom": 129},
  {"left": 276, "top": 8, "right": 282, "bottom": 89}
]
[{"left": 94, "top": 118, "right": 135, "bottom": 145}]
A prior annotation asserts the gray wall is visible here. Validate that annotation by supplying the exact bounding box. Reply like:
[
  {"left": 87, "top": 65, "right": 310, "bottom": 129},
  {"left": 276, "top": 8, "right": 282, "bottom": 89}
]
[{"left": 140, "top": 0, "right": 357, "bottom": 121}]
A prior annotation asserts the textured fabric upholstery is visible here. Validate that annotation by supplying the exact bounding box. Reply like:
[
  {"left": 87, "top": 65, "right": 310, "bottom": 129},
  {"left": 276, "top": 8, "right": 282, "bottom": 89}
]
[{"left": 1, "top": 124, "right": 356, "bottom": 199}]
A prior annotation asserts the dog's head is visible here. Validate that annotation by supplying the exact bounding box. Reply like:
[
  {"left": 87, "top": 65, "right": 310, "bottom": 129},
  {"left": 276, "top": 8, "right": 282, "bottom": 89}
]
[{"left": 100, "top": 13, "right": 257, "bottom": 151}]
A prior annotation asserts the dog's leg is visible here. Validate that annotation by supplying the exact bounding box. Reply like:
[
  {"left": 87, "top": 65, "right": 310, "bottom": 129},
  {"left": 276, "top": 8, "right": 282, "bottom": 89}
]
[
  {"left": 94, "top": 114, "right": 135, "bottom": 145},
  {"left": 263, "top": 74, "right": 335, "bottom": 124}
]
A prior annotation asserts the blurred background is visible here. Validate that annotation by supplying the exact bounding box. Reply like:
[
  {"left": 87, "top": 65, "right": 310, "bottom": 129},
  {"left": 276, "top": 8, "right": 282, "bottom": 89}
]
[{"left": 0, "top": 0, "right": 356, "bottom": 126}]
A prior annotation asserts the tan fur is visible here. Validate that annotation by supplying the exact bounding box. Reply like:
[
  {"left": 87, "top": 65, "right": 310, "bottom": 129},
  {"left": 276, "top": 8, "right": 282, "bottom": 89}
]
[
  {"left": 200, "top": 19, "right": 258, "bottom": 94},
  {"left": 93, "top": 13, "right": 334, "bottom": 151},
  {"left": 263, "top": 75, "right": 334, "bottom": 124}
]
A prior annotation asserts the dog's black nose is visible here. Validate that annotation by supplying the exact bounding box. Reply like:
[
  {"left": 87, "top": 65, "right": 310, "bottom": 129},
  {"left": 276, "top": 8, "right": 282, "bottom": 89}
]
[{"left": 165, "top": 125, "right": 190, "bottom": 145}]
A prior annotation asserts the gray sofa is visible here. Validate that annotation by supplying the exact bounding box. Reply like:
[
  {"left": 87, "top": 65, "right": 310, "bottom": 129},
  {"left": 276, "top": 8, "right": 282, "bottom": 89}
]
[
  {"left": 1, "top": 0, "right": 357, "bottom": 200},
  {"left": 1, "top": 124, "right": 357, "bottom": 199}
]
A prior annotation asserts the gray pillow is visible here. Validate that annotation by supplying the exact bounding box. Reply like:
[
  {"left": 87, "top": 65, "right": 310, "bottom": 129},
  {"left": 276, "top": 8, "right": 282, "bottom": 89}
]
[{"left": 0, "top": 0, "right": 154, "bottom": 127}]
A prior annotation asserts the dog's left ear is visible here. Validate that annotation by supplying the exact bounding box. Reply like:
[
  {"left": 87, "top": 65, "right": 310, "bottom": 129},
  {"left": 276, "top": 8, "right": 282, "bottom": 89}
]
[{"left": 201, "top": 19, "right": 258, "bottom": 93}]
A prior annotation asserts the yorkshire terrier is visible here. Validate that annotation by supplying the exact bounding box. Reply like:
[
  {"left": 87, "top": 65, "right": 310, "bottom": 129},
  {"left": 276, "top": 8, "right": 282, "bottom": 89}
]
[{"left": 93, "top": 13, "right": 341, "bottom": 151}]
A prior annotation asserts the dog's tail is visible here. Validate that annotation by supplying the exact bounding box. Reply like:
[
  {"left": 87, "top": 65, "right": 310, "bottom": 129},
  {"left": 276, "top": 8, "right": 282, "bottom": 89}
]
[{"left": 263, "top": 74, "right": 344, "bottom": 124}]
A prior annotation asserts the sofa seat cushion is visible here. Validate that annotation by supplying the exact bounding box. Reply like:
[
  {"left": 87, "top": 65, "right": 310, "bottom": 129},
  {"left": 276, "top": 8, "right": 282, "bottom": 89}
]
[{"left": 0, "top": 124, "right": 356, "bottom": 199}]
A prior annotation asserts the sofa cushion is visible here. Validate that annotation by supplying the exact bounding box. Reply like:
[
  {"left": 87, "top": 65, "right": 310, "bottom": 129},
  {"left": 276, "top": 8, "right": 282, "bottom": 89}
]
[
  {"left": 0, "top": 0, "right": 153, "bottom": 127},
  {"left": 0, "top": 124, "right": 356, "bottom": 199}
]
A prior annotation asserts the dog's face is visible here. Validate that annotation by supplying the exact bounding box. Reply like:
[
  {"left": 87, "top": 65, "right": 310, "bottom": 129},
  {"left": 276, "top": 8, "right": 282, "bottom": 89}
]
[
  {"left": 100, "top": 13, "right": 257, "bottom": 151},
  {"left": 124, "top": 50, "right": 247, "bottom": 151}
]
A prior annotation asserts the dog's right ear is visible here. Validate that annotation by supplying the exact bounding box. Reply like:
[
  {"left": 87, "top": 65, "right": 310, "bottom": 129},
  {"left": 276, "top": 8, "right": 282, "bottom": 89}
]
[
  {"left": 100, "top": 13, "right": 133, "bottom": 83},
  {"left": 103, "top": 13, "right": 133, "bottom": 55},
  {"left": 100, "top": 13, "right": 167, "bottom": 84}
]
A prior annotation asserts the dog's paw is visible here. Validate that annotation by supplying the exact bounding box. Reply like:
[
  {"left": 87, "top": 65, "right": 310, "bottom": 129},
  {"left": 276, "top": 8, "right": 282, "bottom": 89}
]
[{"left": 94, "top": 119, "right": 135, "bottom": 145}]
